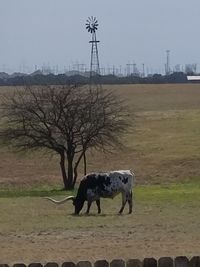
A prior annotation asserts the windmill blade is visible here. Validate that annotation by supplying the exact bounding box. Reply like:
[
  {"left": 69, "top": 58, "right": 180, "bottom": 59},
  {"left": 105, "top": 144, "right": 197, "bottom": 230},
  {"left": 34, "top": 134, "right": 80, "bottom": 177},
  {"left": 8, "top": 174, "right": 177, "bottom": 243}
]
[
  {"left": 86, "top": 26, "right": 93, "bottom": 32},
  {"left": 85, "top": 16, "right": 99, "bottom": 33}
]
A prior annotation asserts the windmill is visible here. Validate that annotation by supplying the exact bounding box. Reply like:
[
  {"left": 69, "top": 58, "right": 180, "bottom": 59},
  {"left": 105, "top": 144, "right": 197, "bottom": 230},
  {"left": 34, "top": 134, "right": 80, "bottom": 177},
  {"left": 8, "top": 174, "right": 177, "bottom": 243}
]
[{"left": 86, "top": 16, "right": 101, "bottom": 86}]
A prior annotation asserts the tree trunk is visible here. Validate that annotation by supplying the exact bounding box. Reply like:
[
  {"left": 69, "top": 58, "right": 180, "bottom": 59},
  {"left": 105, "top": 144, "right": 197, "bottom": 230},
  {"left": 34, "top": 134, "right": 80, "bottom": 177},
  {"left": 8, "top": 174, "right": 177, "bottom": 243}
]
[
  {"left": 73, "top": 148, "right": 86, "bottom": 187},
  {"left": 59, "top": 151, "right": 69, "bottom": 190},
  {"left": 67, "top": 152, "right": 75, "bottom": 189},
  {"left": 83, "top": 151, "right": 87, "bottom": 175}
]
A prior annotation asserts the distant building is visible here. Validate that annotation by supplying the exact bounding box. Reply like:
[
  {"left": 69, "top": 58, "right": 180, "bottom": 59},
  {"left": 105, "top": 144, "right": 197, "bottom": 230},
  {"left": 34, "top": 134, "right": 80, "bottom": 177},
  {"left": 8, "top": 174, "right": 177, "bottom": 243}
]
[{"left": 187, "top": 76, "right": 200, "bottom": 82}]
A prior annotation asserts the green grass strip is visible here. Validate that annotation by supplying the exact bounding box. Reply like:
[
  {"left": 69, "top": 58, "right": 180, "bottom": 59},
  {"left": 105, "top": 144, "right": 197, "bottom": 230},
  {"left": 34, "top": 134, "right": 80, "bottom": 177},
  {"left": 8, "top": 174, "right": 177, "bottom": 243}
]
[{"left": 0, "top": 182, "right": 200, "bottom": 202}]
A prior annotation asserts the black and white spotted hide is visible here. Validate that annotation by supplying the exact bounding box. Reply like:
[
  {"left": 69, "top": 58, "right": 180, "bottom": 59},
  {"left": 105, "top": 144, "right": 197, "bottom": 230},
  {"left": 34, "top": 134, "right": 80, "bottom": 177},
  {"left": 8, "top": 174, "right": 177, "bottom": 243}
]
[
  {"left": 73, "top": 170, "right": 135, "bottom": 214},
  {"left": 45, "top": 170, "right": 135, "bottom": 215}
]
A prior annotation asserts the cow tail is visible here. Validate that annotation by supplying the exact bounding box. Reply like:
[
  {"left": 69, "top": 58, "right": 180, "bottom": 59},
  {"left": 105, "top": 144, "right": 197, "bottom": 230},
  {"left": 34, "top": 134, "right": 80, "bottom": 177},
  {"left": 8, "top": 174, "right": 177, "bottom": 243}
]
[{"left": 130, "top": 169, "right": 135, "bottom": 186}]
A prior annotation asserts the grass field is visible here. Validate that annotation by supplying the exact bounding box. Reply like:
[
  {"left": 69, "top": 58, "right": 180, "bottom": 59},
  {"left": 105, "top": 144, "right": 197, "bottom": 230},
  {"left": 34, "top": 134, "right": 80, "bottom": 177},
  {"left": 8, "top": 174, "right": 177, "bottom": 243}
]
[
  {"left": 0, "top": 183, "right": 200, "bottom": 263},
  {"left": 0, "top": 84, "right": 200, "bottom": 263}
]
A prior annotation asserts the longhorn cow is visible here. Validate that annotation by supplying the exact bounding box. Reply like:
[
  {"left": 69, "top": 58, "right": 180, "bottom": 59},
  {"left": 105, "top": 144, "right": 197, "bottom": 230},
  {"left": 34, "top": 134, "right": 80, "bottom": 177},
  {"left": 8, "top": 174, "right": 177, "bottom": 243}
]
[{"left": 45, "top": 170, "right": 135, "bottom": 215}]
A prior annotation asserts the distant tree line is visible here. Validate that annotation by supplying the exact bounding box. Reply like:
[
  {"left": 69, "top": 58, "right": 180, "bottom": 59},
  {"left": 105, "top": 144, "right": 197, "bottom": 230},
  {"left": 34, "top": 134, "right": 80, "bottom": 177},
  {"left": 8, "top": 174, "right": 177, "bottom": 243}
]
[{"left": 0, "top": 72, "right": 189, "bottom": 86}]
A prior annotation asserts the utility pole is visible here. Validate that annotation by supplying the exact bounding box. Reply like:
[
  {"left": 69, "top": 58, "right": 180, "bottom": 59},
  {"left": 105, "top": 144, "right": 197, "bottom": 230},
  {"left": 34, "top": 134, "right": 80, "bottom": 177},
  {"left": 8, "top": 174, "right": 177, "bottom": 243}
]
[{"left": 142, "top": 63, "right": 145, "bottom": 78}]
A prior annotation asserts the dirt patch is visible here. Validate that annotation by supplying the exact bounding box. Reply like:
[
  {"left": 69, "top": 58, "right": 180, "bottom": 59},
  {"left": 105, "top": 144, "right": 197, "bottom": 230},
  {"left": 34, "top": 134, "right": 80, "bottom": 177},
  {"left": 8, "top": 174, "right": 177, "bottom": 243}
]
[{"left": 0, "top": 229, "right": 199, "bottom": 264}]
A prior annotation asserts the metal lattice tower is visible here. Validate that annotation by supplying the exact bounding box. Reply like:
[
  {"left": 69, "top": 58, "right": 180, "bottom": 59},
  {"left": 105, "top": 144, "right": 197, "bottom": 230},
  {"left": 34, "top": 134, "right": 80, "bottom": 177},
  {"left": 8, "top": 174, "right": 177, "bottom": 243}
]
[
  {"left": 86, "top": 16, "right": 101, "bottom": 87},
  {"left": 165, "top": 50, "right": 170, "bottom": 75}
]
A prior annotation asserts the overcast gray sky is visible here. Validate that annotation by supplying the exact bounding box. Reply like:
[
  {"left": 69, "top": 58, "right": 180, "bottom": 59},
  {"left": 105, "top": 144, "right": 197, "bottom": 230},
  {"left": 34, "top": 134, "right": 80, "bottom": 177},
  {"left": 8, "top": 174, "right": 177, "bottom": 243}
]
[{"left": 0, "top": 0, "right": 200, "bottom": 74}]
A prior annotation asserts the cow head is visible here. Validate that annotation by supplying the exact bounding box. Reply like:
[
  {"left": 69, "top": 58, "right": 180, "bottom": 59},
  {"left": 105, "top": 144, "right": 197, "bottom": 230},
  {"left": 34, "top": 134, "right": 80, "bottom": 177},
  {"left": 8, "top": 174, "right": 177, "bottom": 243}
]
[
  {"left": 71, "top": 176, "right": 89, "bottom": 214},
  {"left": 73, "top": 197, "right": 85, "bottom": 215},
  {"left": 56, "top": 195, "right": 85, "bottom": 215}
]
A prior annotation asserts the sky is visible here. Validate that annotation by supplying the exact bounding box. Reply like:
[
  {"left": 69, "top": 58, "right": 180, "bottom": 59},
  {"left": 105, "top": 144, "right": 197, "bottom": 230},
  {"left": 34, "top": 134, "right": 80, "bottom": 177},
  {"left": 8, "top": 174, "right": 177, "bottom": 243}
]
[{"left": 0, "top": 0, "right": 200, "bottom": 74}]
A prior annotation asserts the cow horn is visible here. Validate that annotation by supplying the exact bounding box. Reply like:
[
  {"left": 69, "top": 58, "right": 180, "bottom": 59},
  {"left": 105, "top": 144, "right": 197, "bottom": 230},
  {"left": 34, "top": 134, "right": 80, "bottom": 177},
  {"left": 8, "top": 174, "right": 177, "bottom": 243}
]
[{"left": 44, "top": 196, "right": 75, "bottom": 204}]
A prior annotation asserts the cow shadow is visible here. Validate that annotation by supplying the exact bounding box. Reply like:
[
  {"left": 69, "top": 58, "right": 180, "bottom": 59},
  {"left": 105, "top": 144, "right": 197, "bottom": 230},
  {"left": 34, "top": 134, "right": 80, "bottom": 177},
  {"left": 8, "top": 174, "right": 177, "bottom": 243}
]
[{"left": 70, "top": 212, "right": 128, "bottom": 217}]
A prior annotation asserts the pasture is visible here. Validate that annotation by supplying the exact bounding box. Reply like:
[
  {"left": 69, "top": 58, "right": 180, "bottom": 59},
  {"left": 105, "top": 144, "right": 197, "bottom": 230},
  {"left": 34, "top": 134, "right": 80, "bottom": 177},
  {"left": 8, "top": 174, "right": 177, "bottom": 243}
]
[
  {"left": 0, "top": 184, "right": 200, "bottom": 263},
  {"left": 0, "top": 84, "right": 200, "bottom": 263}
]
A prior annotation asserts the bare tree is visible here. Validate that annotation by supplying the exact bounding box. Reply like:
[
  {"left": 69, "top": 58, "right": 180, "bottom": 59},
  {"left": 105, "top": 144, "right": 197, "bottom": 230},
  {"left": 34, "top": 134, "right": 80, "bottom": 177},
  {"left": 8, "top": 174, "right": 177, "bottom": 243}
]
[{"left": 0, "top": 85, "right": 130, "bottom": 190}]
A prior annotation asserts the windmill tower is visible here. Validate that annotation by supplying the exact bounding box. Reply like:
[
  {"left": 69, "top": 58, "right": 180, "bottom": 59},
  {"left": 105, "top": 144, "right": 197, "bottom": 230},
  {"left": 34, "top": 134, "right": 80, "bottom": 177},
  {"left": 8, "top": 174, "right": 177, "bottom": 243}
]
[{"left": 86, "top": 16, "right": 101, "bottom": 87}]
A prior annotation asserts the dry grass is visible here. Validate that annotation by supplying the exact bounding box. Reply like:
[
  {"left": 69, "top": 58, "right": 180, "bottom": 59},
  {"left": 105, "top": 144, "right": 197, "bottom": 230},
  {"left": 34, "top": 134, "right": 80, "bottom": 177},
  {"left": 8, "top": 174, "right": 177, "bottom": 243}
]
[
  {"left": 0, "top": 84, "right": 200, "bottom": 188},
  {"left": 83, "top": 84, "right": 200, "bottom": 184}
]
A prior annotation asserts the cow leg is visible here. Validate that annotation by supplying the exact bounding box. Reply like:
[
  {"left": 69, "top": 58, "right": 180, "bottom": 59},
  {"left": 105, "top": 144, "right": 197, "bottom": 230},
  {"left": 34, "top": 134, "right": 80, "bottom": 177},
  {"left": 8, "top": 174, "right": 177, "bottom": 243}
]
[
  {"left": 86, "top": 200, "right": 92, "bottom": 214},
  {"left": 119, "top": 193, "right": 127, "bottom": 214},
  {"left": 127, "top": 191, "right": 133, "bottom": 214},
  {"left": 96, "top": 199, "right": 101, "bottom": 214}
]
